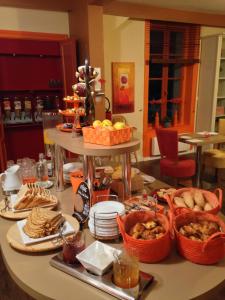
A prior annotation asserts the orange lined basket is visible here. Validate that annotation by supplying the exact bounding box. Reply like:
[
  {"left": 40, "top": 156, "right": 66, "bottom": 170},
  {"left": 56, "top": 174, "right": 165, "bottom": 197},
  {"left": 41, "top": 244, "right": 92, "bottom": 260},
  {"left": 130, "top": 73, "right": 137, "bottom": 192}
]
[
  {"left": 117, "top": 211, "right": 172, "bottom": 263},
  {"left": 82, "top": 126, "right": 131, "bottom": 146},
  {"left": 91, "top": 189, "right": 110, "bottom": 205},
  {"left": 166, "top": 187, "right": 222, "bottom": 215},
  {"left": 173, "top": 209, "right": 225, "bottom": 265},
  {"left": 70, "top": 171, "right": 83, "bottom": 193}
]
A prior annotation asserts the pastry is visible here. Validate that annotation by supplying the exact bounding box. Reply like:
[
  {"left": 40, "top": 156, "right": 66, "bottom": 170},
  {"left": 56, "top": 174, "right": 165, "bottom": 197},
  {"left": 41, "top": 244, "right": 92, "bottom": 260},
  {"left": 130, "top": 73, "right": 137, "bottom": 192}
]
[
  {"left": 14, "top": 183, "right": 55, "bottom": 210},
  {"left": 23, "top": 207, "right": 65, "bottom": 238}
]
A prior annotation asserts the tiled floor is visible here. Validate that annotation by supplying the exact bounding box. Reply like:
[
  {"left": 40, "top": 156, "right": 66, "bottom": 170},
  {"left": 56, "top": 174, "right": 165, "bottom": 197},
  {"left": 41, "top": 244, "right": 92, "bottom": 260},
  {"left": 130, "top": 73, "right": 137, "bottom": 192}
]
[{"left": 0, "top": 156, "right": 225, "bottom": 299}]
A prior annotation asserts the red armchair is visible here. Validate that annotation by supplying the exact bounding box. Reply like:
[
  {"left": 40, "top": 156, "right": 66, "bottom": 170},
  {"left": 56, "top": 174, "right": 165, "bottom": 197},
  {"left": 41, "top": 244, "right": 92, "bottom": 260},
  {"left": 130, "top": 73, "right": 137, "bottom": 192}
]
[{"left": 155, "top": 129, "right": 196, "bottom": 185}]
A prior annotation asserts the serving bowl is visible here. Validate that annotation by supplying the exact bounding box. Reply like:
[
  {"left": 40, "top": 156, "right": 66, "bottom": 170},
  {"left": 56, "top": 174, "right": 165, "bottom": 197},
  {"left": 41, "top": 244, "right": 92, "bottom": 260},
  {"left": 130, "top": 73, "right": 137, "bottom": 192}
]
[{"left": 76, "top": 241, "right": 121, "bottom": 276}]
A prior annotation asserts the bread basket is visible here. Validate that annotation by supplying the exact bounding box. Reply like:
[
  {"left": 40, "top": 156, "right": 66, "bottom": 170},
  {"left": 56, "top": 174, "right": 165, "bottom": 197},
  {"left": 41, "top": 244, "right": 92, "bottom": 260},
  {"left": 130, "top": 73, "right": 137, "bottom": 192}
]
[
  {"left": 172, "top": 209, "right": 225, "bottom": 264},
  {"left": 117, "top": 211, "right": 172, "bottom": 263},
  {"left": 166, "top": 187, "right": 222, "bottom": 215}
]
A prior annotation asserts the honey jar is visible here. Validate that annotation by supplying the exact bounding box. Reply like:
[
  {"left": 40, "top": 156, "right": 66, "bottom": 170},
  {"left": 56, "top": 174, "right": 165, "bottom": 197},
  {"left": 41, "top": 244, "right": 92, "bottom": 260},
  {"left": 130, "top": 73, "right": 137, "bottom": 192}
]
[{"left": 113, "top": 249, "right": 139, "bottom": 289}]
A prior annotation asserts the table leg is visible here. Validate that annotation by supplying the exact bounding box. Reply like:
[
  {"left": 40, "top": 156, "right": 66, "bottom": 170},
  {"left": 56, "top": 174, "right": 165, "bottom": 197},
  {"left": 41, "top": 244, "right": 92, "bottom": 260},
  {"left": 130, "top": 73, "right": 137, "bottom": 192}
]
[
  {"left": 122, "top": 152, "right": 131, "bottom": 200},
  {"left": 83, "top": 155, "right": 94, "bottom": 204},
  {"left": 55, "top": 144, "right": 65, "bottom": 192},
  {"left": 195, "top": 146, "right": 202, "bottom": 188}
]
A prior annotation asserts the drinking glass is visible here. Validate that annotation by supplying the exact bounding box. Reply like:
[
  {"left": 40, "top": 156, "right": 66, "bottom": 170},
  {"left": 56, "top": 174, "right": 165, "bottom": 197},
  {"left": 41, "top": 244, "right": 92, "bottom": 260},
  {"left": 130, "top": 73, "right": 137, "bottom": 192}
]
[
  {"left": 21, "top": 158, "right": 37, "bottom": 184},
  {"left": 62, "top": 231, "right": 85, "bottom": 264},
  {"left": 113, "top": 249, "right": 139, "bottom": 289}
]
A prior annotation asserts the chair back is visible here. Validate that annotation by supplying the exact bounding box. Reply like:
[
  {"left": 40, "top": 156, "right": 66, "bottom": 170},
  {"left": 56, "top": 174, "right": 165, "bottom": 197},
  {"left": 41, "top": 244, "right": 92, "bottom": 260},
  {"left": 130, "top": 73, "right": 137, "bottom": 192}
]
[
  {"left": 218, "top": 119, "right": 225, "bottom": 135},
  {"left": 156, "top": 128, "right": 178, "bottom": 160}
]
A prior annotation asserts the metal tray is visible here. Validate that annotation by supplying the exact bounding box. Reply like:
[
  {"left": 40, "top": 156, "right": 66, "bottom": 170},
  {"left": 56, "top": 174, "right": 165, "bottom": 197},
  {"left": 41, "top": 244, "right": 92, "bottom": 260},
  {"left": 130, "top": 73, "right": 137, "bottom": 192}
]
[{"left": 50, "top": 253, "right": 154, "bottom": 300}]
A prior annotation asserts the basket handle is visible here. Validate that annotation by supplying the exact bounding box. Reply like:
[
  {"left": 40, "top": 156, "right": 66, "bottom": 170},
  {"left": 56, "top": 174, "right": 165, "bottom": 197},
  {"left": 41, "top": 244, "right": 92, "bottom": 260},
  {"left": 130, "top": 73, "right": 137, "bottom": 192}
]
[
  {"left": 116, "top": 215, "right": 127, "bottom": 242},
  {"left": 202, "top": 232, "right": 225, "bottom": 252},
  {"left": 213, "top": 188, "right": 223, "bottom": 209},
  {"left": 164, "top": 194, "right": 175, "bottom": 214},
  {"left": 167, "top": 210, "right": 175, "bottom": 239}
]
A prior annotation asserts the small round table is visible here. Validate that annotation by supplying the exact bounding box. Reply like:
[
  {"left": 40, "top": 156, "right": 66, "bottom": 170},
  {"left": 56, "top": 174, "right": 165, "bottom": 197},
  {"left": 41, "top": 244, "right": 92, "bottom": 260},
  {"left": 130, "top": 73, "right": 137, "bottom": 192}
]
[{"left": 47, "top": 128, "right": 140, "bottom": 199}]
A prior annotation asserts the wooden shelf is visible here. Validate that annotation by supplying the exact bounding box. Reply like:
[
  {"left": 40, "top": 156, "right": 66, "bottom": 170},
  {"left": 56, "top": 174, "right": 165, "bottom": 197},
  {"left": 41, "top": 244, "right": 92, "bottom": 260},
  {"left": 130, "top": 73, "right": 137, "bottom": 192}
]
[
  {"left": 4, "top": 122, "right": 42, "bottom": 129},
  {"left": 0, "top": 53, "right": 60, "bottom": 59},
  {"left": 215, "top": 114, "right": 225, "bottom": 118},
  {"left": 0, "top": 89, "right": 63, "bottom": 93}
]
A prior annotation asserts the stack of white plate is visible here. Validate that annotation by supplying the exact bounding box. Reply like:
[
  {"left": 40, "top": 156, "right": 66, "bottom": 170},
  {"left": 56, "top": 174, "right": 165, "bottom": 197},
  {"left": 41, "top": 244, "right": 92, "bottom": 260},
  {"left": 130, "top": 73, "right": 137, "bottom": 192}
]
[
  {"left": 88, "top": 201, "right": 125, "bottom": 239},
  {"left": 63, "top": 162, "right": 83, "bottom": 183}
]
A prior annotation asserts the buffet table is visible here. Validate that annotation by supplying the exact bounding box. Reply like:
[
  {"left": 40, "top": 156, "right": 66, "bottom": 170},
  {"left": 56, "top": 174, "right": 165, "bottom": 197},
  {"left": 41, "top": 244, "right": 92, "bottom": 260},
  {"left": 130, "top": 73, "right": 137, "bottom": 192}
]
[
  {"left": 0, "top": 185, "right": 225, "bottom": 300},
  {"left": 47, "top": 128, "right": 140, "bottom": 199}
]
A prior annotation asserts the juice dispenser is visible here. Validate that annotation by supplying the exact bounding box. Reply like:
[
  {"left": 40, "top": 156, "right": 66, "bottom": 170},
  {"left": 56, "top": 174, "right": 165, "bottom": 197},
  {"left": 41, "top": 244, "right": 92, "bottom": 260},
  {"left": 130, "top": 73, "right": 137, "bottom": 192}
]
[
  {"left": 35, "top": 97, "right": 44, "bottom": 122},
  {"left": 24, "top": 97, "right": 32, "bottom": 122},
  {"left": 3, "top": 98, "right": 11, "bottom": 123},
  {"left": 14, "top": 97, "right": 22, "bottom": 122}
]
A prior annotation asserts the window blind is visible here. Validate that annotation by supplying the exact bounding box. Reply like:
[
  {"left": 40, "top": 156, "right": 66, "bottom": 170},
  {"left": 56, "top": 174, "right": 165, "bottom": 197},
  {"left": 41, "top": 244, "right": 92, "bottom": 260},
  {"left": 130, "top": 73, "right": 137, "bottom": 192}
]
[{"left": 147, "top": 21, "right": 200, "bottom": 65}]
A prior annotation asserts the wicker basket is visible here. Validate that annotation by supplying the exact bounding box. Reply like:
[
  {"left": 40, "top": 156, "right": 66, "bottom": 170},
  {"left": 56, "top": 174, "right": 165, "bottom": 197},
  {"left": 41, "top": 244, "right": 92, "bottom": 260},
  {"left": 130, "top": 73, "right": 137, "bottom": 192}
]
[
  {"left": 173, "top": 210, "right": 225, "bottom": 264},
  {"left": 166, "top": 187, "right": 222, "bottom": 215},
  {"left": 117, "top": 211, "right": 172, "bottom": 263},
  {"left": 82, "top": 126, "right": 131, "bottom": 146}
]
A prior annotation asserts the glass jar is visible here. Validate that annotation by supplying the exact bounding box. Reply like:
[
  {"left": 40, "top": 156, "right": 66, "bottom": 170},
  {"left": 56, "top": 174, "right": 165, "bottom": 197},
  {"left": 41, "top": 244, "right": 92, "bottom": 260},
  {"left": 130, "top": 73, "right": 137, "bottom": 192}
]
[
  {"left": 62, "top": 231, "right": 85, "bottom": 264},
  {"left": 36, "top": 153, "right": 48, "bottom": 182},
  {"left": 113, "top": 249, "right": 139, "bottom": 289}
]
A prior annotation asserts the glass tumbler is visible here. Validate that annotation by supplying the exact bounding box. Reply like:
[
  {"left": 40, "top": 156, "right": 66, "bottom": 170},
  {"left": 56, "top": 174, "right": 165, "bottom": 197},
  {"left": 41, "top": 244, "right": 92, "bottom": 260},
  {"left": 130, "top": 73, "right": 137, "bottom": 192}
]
[
  {"left": 21, "top": 158, "right": 37, "bottom": 184},
  {"left": 113, "top": 249, "right": 139, "bottom": 289},
  {"left": 62, "top": 231, "right": 85, "bottom": 264}
]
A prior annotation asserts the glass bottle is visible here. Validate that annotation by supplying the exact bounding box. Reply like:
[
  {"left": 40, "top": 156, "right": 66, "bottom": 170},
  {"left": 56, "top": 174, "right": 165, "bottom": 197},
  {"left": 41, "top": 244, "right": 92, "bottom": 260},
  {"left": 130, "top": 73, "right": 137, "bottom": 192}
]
[{"left": 36, "top": 153, "right": 48, "bottom": 182}]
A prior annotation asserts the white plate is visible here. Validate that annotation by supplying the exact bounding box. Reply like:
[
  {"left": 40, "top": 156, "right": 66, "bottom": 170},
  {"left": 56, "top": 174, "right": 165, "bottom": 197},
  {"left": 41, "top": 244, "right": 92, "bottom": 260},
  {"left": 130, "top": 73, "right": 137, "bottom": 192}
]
[
  {"left": 186, "top": 138, "right": 203, "bottom": 143},
  {"left": 17, "top": 219, "right": 75, "bottom": 245},
  {"left": 63, "top": 162, "right": 83, "bottom": 173},
  {"left": 88, "top": 220, "right": 119, "bottom": 233},
  {"left": 179, "top": 135, "right": 192, "bottom": 139},
  {"left": 88, "top": 227, "right": 120, "bottom": 237},
  {"left": 197, "top": 131, "right": 218, "bottom": 136},
  {"left": 76, "top": 241, "right": 121, "bottom": 276},
  {"left": 10, "top": 194, "right": 57, "bottom": 213},
  {"left": 141, "top": 174, "right": 155, "bottom": 183},
  {"left": 95, "top": 166, "right": 114, "bottom": 174},
  {"left": 89, "top": 217, "right": 119, "bottom": 228},
  {"left": 89, "top": 201, "right": 125, "bottom": 220},
  {"left": 35, "top": 180, "right": 54, "bottom": 189}
]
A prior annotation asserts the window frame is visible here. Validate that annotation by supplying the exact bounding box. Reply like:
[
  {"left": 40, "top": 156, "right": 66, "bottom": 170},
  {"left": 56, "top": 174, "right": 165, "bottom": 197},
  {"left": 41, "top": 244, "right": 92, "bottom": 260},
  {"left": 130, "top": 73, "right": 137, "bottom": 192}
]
[{"left": 143, "top": 21, "right": 200, "bottom": 157}]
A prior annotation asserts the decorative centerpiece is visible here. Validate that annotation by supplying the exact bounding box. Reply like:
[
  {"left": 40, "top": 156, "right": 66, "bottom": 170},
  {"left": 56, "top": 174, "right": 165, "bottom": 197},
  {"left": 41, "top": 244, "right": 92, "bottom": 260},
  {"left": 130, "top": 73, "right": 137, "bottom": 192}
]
[
  {"left": 73, "top": 59, "right": 99, "bottom": 132},
  {"left": 58, "top": 59, "right": 98, "bottom": 135}
]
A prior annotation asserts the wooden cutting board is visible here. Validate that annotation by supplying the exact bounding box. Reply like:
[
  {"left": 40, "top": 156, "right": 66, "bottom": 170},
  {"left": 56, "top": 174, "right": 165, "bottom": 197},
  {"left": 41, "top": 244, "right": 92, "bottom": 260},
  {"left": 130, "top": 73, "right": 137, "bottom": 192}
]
[
  {"left": 0, "top": 196, "right": 58, "bottom": 220},
  {"left": 6, "top": 214, "right": 80, "bottom": 252}
]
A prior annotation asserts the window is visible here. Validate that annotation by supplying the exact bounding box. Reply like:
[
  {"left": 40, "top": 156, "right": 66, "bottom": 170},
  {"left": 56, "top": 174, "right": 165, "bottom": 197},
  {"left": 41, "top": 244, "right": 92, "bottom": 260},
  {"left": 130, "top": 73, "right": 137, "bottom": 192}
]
[
  {"left": 145, "top": 21, "right": 200, "bottom": 127},
  {"left": 143, "top": 21, "right": 200, "bottom": 156}
]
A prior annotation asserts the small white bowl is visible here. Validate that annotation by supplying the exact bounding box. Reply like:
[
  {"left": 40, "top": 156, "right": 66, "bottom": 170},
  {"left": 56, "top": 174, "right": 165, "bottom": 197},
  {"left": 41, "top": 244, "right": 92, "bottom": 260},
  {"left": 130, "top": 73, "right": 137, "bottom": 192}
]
[
  {"left": 76, "top": 241, "right": 121, "bottom": 276},
  {"left": 63, "top": 162, "right": 83, "bottom": 173}
]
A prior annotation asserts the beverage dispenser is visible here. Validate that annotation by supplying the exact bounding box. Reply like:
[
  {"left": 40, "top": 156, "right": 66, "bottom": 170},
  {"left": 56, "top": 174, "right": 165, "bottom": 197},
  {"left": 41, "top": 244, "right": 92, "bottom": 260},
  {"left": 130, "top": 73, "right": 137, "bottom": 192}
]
[
  {"left": 14, "top": 97, "right": 22, "bottom": 122},
  {"left": 34, "top": 97, "right": 44, "bottom": 122},
  {"left": 3, "top": 98, "right": 11, "bottom": 123},
  {"left": 24, "top": 97, "right": 32, "bottom": 122}
]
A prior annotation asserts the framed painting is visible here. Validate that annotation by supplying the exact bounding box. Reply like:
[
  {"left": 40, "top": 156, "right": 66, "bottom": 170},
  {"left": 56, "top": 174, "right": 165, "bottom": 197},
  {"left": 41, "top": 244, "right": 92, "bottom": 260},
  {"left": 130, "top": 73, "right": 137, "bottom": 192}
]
[{"left": 112, "top": 62, "right": 135, "bottom": 114}]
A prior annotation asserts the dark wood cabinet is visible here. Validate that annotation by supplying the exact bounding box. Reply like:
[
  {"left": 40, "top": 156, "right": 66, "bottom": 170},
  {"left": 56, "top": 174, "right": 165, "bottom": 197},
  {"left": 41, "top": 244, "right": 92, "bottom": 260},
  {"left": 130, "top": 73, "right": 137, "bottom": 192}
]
[{"left": 0, "top": 37, "right": 76, "bottom": 163}]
